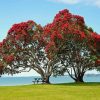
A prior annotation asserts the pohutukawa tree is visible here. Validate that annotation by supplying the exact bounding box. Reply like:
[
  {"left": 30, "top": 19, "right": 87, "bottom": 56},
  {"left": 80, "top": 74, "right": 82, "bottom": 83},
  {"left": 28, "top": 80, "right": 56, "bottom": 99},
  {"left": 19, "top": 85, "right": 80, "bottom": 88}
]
[
  {"left": 0, "top": 9, "right": 100, "bottom": 83},
  {"left": 0, "top": 20, "right": 57, "bottom": 83},
  {"left": 44, "top": 9, "right": 100, "bottom": 82}
]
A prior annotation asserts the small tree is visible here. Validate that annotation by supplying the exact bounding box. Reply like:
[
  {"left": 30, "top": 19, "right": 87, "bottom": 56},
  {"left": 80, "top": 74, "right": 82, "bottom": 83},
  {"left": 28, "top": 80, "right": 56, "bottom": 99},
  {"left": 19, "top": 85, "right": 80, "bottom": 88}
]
[{"left": 44, "top": 9, "right": 100, "bottom": 82}]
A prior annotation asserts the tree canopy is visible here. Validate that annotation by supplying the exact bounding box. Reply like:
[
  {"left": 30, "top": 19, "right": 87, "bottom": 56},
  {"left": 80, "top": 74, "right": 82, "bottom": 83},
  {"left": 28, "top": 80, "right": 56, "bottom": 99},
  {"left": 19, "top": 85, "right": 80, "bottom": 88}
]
[{"left": 0, "top": 9, "right": 100, "bottom": 82}]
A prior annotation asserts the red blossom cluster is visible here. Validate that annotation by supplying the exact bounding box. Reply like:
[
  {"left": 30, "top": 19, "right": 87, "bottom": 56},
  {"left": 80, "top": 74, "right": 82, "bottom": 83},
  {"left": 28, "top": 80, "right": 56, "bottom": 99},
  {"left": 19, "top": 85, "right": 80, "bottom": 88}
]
[
  {"left": 96, "top": 59, "right": 100, "bottom": 66},
  {"left": 91, "top": 32, "right": 100, "bottom": 42},
  {"left": 53, "top": 9, "right": 72, "bottom": 23},
  {"left": 8, "top": 20, "right": 35, "bottom": 42},
  {"left": 0, "top": 38, "right": 12, "bottom": 54},
  {"left": 3, "top": 54, "right": 14, "bottom": 64},
  {"left": 50, "top": 31, "right": 63, "bottom": 41},
  {"left": 8, "top": 20, "right": 35, "bottom": 34},
  {"left": 72, "top": 15, "right": 85, "bottom": 25},
  {"left": 0, "top": 42, "right": 3, "bottom": 47},
  {"left": 45, "top": 41, "right": 55, "bottom": 52}
]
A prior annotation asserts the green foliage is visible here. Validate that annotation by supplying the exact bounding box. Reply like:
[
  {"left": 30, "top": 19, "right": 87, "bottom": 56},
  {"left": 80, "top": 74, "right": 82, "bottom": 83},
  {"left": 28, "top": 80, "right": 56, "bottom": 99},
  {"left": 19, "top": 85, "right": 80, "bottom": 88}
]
[{"left": 90, "top": 55, "right": 97, "bottom": 61}]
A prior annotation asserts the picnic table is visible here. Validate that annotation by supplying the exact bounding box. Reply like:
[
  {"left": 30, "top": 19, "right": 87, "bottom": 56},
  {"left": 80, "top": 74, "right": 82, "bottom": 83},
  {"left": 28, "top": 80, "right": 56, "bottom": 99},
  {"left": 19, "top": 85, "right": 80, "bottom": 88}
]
[{"left": 32, "top": 77, "right": 45, "bottom": 84}]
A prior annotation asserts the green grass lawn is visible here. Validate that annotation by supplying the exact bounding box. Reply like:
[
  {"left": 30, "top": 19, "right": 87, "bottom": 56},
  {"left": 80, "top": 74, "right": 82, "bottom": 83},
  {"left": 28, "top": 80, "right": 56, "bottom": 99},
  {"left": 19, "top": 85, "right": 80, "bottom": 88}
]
[{"left": 0, "top": 82, "right": 100, "bottom": 100}]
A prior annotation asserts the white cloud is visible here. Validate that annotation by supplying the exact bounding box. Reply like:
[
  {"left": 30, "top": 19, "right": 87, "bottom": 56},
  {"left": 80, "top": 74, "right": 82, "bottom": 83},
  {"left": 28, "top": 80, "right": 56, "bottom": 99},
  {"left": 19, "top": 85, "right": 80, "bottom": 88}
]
[
  {"left": 49, "top": 0, "right": 80, "bottom": 4},
  {"left": 83, "top": 0, "right": 100, "bottom": 7},
  {"left": 3, "top": 70, "right": 40, "bottom": 77},
  {"left": 48, "top": 0, "right": 100, "bottom": 7},
  {"left": 91, "top": 0, "right": 100, "bottom": 7}
]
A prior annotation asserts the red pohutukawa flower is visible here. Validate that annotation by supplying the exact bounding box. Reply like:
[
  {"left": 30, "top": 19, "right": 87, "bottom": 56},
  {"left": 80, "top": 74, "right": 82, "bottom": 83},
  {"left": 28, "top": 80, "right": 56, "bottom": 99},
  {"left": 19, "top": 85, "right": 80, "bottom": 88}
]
[
  {"left": 45, "top": 41, "right": 55, "bottom": 52},
  {"left": 0, "top": 42, "right": 3, "bottom": 47},
  {"left": 7, "top": 20, "right": 36, "bottom": 42},
  {"left": 95, "top": 59, "right": 100, "bottom": 66},
  {"left": 3, "top": 54, "right": 14, "bottom": 63}
]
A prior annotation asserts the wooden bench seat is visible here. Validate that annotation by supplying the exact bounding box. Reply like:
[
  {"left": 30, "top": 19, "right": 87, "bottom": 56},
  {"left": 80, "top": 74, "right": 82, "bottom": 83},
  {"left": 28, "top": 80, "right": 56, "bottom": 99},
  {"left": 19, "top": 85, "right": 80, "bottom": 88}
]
[{"left": 32, "top": 78, "right": 43, "bottom": 84}]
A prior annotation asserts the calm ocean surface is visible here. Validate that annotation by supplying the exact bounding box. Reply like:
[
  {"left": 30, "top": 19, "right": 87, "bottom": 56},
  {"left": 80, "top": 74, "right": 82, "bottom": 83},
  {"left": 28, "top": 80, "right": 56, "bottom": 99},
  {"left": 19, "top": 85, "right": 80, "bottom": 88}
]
[{"left": 0, "top": 75, "right": 100, "bottom": 86}]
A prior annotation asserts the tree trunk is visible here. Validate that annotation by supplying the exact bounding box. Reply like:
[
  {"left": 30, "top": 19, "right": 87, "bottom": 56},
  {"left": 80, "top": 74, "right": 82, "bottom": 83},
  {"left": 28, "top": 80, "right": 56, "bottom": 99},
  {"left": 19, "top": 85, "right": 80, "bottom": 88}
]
[
  {"left": 74, "top": 75, "right": 84, "bottom": 83},
  {"left": 43, "top": 75, "right": 50, "bottom": 84}
]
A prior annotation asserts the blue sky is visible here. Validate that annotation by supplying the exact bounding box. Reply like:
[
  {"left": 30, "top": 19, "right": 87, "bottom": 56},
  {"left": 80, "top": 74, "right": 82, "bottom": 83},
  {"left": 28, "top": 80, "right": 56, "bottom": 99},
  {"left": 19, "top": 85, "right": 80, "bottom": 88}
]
[
  {"left": 0, "top": 0, "right": 100, "bottom": 42},
  {"left": 0, "top": 0, "right": 100, "bottom": 76}
]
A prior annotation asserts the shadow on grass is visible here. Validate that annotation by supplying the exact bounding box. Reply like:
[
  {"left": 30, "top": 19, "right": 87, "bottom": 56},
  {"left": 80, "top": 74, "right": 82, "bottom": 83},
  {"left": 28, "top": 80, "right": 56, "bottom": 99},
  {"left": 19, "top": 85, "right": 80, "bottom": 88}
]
[{"left": 53, "top": 82, "right": 100, "bottom": 86}]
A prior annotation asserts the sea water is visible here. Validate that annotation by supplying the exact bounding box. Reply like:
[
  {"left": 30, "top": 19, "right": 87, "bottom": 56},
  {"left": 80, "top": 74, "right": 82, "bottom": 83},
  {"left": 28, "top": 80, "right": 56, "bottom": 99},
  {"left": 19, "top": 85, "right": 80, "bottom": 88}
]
[{"left": 0, "top": 74, "right": 100, "bottom": 86}]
